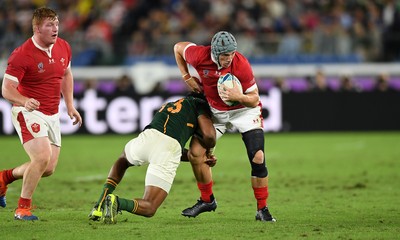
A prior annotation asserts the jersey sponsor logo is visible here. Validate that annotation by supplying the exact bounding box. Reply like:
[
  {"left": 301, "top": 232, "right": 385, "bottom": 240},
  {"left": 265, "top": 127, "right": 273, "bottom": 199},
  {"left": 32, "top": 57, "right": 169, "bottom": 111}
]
[
  {"left": 31, "top": 123, "right": 40, "bottom": 133},
  {"left": 38, "top": 62, "right": 45, "bottom": 73}
]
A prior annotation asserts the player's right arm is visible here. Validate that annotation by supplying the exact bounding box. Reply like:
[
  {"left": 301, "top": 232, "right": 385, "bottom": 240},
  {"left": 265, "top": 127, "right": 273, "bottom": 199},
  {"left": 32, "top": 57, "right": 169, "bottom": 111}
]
[
  {"left": 173, "top": 41, "right": 202, "bottom": 93},
  {"left": 2, "top": 76, "right": 40, "bottom": 111}
]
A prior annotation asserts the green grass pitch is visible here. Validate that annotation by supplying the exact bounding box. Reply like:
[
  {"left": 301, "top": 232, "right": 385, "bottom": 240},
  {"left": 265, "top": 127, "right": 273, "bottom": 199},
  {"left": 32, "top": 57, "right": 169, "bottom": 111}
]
[{"left": 0, "top": 132, "right": 399, "bottom": 239}]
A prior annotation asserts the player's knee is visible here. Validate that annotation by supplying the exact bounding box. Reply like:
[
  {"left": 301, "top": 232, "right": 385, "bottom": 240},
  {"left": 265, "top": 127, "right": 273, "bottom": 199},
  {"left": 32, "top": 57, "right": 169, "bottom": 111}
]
[
  {"left": 187, "top": 137, "right": 207, "bottom": 165},
  {"left": 251, "top": 150, "right": 268, "bottom": 178},
  {"left": 33, "top": 156, "right": 51, "bottom": 172},
  {"left": 242, "top": 129, "right": 268, "bottom": 177},
  {"left": 252, "top": 150, "right": 264, "bottom": 164},
  {"left": 242, "top": 129, "right": 265, "bottom": 163},
  {"left": 36, "top": 162, "right": 53, "bottom": 177},
  {"left": 251, "top": 160, "right": 268, "bottom": 178},
  {"left": 188, "top": 149, "right": 206, "bottom": 165},
  {"left": 42, "top": 168, "right": 55, "bottom": 177}
]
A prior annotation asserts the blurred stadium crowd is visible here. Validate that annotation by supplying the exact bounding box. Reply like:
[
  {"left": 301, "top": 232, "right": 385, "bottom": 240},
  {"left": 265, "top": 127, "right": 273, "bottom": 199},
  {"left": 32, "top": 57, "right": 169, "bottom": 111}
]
[{"left": 1, "top": 0, "right": 400, "bottom": 66}]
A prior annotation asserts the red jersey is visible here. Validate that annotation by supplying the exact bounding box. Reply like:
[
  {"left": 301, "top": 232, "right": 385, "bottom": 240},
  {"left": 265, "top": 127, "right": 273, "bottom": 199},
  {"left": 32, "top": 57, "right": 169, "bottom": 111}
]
[
  {"left": 184, "top": 44, "right": 259, "bottom": 111},
  {"left": 5, "top": 37, "right": 72, "bottom": 115}
]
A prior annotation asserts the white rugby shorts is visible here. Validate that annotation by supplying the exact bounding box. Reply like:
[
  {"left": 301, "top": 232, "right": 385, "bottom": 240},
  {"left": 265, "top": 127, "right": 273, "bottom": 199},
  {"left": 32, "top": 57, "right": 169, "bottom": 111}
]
[
  {"left": 211, "top": 106, "right": 263, "bottom": 139},
  {"left": 11, "top": 106, "right": 61, "bottom": 146},
  {"left": 124, "top": 128, "right": 181, "bottom": 193}
]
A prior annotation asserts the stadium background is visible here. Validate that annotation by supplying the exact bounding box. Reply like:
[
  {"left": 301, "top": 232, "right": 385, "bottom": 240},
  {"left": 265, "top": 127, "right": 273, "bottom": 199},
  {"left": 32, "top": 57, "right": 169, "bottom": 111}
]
[{"left": 1, "top": 0, "right": 400, "bottom": 135}]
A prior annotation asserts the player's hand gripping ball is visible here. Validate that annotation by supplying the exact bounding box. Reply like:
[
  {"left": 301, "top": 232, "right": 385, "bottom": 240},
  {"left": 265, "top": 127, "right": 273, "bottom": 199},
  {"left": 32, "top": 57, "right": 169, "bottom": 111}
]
[{"left": 217, "top": 73, "right": 243, "bottom": 106}]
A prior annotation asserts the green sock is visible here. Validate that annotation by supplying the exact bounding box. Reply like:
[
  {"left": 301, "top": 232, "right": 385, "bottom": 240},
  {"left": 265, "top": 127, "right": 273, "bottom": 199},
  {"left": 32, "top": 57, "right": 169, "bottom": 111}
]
[
  {"left": 96, "top": 179, "right": 117, "bottom": 207},
  {"left": 118, "top": 197, "right": 136, "bottom": 213}
]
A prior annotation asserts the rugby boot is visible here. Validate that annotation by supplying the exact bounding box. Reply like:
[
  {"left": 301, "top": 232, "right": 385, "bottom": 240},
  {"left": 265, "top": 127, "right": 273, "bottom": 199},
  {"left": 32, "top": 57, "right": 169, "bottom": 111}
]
[
  {"left": 181, "top": 198, "right": 217, "bottom": 218},
  {"left": 88, "top": 203, "right": 103, "bottom": 221},
  {"left": 102, "top": 194, "right": 120, "bottom": 224},
  {"left": 255, "top": 206, "right": 276, "bottom": 222},
  {"left": 14, "top": 207, "right": 39, "bottom": 221},
  {"left": 0, "top": 171, "right": 8, "bottom": 208}
]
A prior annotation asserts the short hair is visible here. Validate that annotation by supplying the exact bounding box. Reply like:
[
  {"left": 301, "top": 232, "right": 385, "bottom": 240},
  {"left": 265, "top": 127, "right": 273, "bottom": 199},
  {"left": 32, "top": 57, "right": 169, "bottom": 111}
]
[{"left": 32, "top": 7, "right": 58, "bottom": 30}]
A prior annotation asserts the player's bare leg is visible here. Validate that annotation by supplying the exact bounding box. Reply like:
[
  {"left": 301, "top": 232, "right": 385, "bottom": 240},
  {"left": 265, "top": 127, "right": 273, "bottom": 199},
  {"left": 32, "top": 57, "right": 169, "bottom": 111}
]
[
  {"left": 188, "top": 137, "right": 213, "bottom": 184},
  {"left": 0, "top": 144, "right": 58, "bottom": 209},
  {"left": 250, "top": 150, "right": 276, "bottom": 222},
  {"left": 102, "top": 155, "right": 169, "bottom": 224},
  {"left": 135, "top": 186, "right": 168, "bottom": 217},
  {"left": 182, "top": 137, "right": 217, "bottom": 218},
  {"left": 242, "top": 129, "right": 276, "bottom": 222},
  {"left": 14, "top": 137, "right": 58, "bottom": 220}
]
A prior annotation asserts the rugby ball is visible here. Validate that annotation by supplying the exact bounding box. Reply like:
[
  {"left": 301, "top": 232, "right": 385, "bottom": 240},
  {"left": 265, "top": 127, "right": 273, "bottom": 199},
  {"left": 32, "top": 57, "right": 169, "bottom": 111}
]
[{"left": 217, "top": 73, "right": 242, "bottom": 106}]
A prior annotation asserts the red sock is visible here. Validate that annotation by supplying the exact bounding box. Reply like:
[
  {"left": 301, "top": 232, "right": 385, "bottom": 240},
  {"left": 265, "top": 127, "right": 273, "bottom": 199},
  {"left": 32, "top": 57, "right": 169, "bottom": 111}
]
[
  {"left": 2, "top": 169, "right": 16, "bottom": 185},
  {"left": 18, "top": 197, "right": 32, "bottom": 209},
  {"left": 253, "top": 186, "right": 269, "bottom": 210},
  {"left": 197, "top": 181, "right": 213, "bottom": 202}
]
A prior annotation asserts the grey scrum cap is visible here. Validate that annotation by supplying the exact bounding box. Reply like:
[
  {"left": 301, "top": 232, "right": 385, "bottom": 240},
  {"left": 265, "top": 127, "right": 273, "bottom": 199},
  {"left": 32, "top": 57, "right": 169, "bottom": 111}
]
[{"left": 211, "top": 31, "right": 237, "bottom": 61}]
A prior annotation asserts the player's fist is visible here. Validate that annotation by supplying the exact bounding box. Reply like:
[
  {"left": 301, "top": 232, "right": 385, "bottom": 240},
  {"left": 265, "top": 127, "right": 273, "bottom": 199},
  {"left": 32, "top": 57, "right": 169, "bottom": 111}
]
[
  {"left": 205, "top": 154, "right": 217, "bottom": 167},
  {"left": 24, "top": 98, "right": 40, "bottom": 111}
]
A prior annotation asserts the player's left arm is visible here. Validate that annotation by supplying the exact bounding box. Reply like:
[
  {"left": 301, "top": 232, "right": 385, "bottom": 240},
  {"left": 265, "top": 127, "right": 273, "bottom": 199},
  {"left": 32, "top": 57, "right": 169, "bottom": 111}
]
[
  {"left": 61, "top": 67, "right": 82, "bottom": 126},
  {"left": 235, "top": 84, "right": 260, "bottom": 108},
  {"left": 221, "top": 79, "right": 259, "bottom": 108}
]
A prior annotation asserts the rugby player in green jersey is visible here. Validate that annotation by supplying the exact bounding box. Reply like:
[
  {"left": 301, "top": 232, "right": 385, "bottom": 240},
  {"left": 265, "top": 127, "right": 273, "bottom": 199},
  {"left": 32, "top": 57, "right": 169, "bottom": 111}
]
[{"left": 88, "top": 93, "right": 216, "bottom": 224}]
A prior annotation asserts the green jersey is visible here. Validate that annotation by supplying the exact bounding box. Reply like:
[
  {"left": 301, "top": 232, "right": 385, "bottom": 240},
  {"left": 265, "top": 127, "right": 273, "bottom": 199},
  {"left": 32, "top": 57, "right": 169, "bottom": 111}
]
[{"left": 146, "top": 95, "right": 211, "bottom": 148}]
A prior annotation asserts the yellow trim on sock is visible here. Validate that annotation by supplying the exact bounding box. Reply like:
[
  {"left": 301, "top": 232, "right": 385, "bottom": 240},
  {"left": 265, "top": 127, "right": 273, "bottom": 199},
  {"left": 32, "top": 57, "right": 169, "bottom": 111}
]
[
  {"left": 106, "top": 178, "right": 118, "bottom": 187},
  {"left": 132, "top": 199, "right": 138, "bottom": 213}
]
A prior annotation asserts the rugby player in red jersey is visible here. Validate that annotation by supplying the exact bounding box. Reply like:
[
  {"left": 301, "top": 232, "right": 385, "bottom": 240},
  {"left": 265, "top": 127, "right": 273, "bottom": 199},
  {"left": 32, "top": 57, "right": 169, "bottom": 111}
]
[
  {"left": 174, "top": 31, "right": 276, "bottom": 221},
  {"left": 0, "top": 7, "right": 82, "bottom": 220}
]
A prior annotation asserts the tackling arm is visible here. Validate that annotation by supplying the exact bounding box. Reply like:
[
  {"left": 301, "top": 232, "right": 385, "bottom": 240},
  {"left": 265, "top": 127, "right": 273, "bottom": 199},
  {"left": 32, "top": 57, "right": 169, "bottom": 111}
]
[
  {"left": 196, "top": 114, "right": 216, "bottom": 149},
  {"left": 183, "top": 114, "right": 217, "bottom": 167}
]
